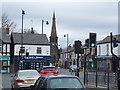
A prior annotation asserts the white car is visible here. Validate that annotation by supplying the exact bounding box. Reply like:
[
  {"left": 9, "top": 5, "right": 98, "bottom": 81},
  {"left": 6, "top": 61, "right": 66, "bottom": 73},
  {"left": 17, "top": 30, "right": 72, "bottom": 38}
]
[
  {"left": 11, "top": 70, "right": 40, "bottom": 89},
  {"left": 69, "top": 65, "right": 77, "bottom": 72}
]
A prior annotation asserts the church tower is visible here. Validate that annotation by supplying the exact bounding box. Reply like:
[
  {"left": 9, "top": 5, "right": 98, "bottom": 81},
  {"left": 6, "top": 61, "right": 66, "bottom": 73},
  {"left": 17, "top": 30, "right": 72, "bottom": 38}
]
[{"left": 50, "top": 12, "right": 58, "bottom": 65}]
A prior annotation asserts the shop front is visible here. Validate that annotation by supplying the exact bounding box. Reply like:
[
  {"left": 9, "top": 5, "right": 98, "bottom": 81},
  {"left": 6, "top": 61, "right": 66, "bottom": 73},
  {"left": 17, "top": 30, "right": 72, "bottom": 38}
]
[
  {"left": 0, "top": 56, "right": 10, "bottom": 73},
  {"left": 14, "top": 55, "right": 51, "bottom": 72},
  {"left": 96, "top": 56, "right": 120, "bottom": 72}
]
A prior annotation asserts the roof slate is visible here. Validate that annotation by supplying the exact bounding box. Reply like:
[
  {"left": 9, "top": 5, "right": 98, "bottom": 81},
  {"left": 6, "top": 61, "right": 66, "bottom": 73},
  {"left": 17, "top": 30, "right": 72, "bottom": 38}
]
[
  {"left": 97, "top": 34, "right": 120, "bottom": 44},
  {"left": 12, "top": 33, "right": 50, "bottom": 45}
]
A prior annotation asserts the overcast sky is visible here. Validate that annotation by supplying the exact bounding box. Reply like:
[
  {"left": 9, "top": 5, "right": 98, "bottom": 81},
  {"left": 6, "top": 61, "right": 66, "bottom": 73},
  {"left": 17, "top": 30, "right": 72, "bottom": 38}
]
[{"left": 1, "top": 0, "right": 119, "bottom": 48}]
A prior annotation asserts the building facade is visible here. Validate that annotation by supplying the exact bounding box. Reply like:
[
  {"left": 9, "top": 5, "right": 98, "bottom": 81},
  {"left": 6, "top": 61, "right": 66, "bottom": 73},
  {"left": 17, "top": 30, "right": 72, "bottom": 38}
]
[
  {"left": 11, "top": 32, "right": 50, "bottom": 72},
  {"left": 59, "top": 46, "right": 83, "bottom": 69},
  {"left": 96, "top": 34, "right": 120, "bottom": 72},
  {"left": 0, "top": 26, "right": 11, "bottom": 73}
]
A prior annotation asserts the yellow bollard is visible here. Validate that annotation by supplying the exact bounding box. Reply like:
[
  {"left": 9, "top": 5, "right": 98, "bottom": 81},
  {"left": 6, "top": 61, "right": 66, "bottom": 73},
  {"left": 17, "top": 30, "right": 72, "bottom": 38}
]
[{"left": 82, "top": 68, "right": 85, "bottom": 72}]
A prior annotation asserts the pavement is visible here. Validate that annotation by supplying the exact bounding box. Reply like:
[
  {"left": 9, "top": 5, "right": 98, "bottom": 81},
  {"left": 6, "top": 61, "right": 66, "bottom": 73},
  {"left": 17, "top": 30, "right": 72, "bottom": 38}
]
[
  {"left": 0, "top": 73, "right": 2, "bottom": 90},
  {"left": 0, "top": 85, "right": 2, "bottom": 90},
  {"left": 86, "top": 85, "right": 118, "bottom": 90}
]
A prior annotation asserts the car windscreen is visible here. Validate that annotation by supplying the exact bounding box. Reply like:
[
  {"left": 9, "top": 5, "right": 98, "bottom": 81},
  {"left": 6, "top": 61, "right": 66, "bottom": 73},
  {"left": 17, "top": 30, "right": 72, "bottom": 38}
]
[
  {"left": 50, "top": 77, "right": 84, "bottom": 89},
  {"left": 19, "top": 71, "right": 40, "bottom": 77},
  {"left": 43, "top": 67, "right": 56, "bottom": 71}
]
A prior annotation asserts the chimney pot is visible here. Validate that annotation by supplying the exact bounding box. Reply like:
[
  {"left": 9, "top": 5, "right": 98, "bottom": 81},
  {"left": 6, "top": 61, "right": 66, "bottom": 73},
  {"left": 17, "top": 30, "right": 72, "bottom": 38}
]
[
  {"left": 6, "top": 24, "right": 9, "bottom": 34},
  {"left": 31, "top": 27, "right": 34, "bottom": 34}
]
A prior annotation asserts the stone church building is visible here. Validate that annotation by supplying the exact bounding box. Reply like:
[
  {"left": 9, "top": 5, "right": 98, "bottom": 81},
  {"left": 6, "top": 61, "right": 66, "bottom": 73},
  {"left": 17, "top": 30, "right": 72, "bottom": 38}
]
[{"left": 50, "top": 12, "right": 59, "bottom": 65}]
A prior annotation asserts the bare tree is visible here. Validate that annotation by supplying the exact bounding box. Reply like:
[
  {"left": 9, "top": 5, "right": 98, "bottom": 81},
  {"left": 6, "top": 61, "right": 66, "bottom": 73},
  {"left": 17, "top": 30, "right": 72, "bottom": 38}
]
[{"left": 2, "top": 13, "right": 17, "bottom": 31}]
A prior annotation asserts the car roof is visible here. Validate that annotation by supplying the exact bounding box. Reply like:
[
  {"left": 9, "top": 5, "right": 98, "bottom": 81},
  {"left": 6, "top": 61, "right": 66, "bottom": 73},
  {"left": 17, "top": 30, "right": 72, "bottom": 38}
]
[
  {"left": 18, "top": 70, "right": 38, "bottom": 72},
  {"left": 41, "top": 75, "right": 79, "bottom": 79}
]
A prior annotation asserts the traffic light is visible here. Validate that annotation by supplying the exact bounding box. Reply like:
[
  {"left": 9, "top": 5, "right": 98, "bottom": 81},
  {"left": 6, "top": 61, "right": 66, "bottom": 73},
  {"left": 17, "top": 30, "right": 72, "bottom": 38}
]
[
  {"left": 85, "top": 39, "right": 89, "bottom": 48},
  {"left": 20, "top": 47, "right": 25, "bottom": 53},
  {"left": 89, "top": 33, "right": 96, "bottom": 48},
  {"left": 26, "top": 52, "right": 29, "bottom": 57},
  {"left": 113, "top": 38, "right": 118, "bottom": 47},
  {"left": 74, "top": 40, "right": 83, "bottom": 54}
]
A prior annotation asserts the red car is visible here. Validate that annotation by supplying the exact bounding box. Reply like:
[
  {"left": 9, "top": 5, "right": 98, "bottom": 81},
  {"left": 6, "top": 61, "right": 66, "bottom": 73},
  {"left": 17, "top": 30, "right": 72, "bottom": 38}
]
[{"left": 40, "top": 66, "right": 59, "bottom": 76}]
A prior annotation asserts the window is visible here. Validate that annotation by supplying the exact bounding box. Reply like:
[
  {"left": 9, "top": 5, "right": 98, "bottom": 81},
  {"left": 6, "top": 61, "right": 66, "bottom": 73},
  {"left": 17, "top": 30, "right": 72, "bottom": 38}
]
[
  {"left": 2, "top": 67, "right": 7, "bottom": 70},
  {"left": 37, "top": 77, "right": 46, "bottom": 89},
  {"left": 106, "top": 44, "right": 109, "bottom": 56},
  {"left": 37, "top": 47, "right": 42, "bottom": 54},
  {"left": 98, "top": 45, "right": 101, "bottom": 56},
  {"left": 2, "top": 61, "right": 8, "bottom": 66},
  {"left": 0, "top": 46, "right": 1, "bottom": 52},
  {"left": 50, "top": 78, "right": 83, "bottom": 88}
]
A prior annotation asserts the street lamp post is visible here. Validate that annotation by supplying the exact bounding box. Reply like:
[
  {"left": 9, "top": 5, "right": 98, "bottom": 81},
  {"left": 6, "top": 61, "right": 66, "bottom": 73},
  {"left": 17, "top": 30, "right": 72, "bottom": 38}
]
[
  {"left": 21, "top": 10, "right": 25, "bottom": 48},
  {"left": 64, "top": 34, "right": 69, "bottom": 68},
  {"left": 41, "top": 20, "right": 49, "bottom": 34},
  {"left": 19, "top": 10, "right": 25, "bottom": 70}
]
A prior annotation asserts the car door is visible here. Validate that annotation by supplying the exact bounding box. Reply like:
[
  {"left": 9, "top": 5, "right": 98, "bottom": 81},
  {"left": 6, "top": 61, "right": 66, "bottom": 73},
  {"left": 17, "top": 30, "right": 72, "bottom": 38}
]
[
  {"left": 38, "top": 77, "right": 46, "bottom": 90},
  {"left": 34, "top": 77, "right": 46, "bottom": 90},
  {"left": 34, "top": 77, "right": 41, "bottom": 89}
]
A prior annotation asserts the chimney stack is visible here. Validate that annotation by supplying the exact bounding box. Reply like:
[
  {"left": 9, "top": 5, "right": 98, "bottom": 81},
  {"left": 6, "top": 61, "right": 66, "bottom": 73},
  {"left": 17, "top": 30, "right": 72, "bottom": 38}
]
[
  {"left": 31, "top": 27, "right": 34, "bottom": 34},
  {"left": 6, "top": 24, "right": 9, "bottom": 34}
]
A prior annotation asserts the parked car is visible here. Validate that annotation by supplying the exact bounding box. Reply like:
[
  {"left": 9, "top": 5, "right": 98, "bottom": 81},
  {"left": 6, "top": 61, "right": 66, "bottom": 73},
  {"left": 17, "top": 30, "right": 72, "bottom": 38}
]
[
  {"left": 11, "top": 70, "right": 40, "bottom": 89},
  {"left": 30, "top": 75, "right": 87, "bottom": 90},
  {"left": 69, "top": 65, "right": 77, "bottom": 72},
  {"left": 40, "top": 66, "right": 59, "bottom": 76}
]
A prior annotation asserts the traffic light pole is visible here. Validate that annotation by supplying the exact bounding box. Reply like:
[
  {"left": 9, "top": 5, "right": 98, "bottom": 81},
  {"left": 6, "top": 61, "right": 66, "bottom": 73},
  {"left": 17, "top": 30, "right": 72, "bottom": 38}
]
[
  {"left": 18, "top": 51, "right": 20, "bottom": 70},
  {"left": 110, "top": 32, "right": 120, "bottom": 90},
  {"left": 76, "top": 54, "right": 79, "bottom": 77},
  {"left": 74, "top": 40, "right": 83, "bottom": 77},
  {"left": 110, "top": 32, "right": 118, "bottom": 58},
  {"left": 84, "top": 48, "right": 92, "bottom": 85}
]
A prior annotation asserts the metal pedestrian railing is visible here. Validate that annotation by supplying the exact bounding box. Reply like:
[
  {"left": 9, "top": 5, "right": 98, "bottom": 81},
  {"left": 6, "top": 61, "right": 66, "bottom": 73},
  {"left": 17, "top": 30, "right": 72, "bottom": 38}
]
[{"left": 85, "top": 71, "right": 118, "bottom": 88}]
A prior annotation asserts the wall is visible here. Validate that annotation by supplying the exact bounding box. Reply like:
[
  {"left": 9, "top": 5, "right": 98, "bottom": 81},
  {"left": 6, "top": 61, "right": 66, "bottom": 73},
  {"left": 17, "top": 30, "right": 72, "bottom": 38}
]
[
  {"left": 97, "top": 43, "right": 120, "bottom": 56},
  {"left": 14, "top": 45, "right": 50, "bottom": 56}
]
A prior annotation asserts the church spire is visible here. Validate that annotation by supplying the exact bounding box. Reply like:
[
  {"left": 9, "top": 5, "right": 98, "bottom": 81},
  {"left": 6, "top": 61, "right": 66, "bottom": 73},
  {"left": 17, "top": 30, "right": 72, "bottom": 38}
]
[
  {"left": 50, "top": 12, "right": 58, "bottom": 65},
  {"left": 53, "top": 11, "right": 55, "bottom": 20},
  {"left": 50, "top": 12, "right": 57, "bottom": 37}
]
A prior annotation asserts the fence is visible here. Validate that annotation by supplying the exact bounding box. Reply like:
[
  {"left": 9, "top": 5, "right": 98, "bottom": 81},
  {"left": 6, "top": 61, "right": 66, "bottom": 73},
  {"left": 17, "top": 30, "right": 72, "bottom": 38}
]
[
  {"left": 69, "top": 69, "right": 118, "bottom": 89},
  {"left": 85, "top": 71, "right": 118, "bottom": 88}
]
